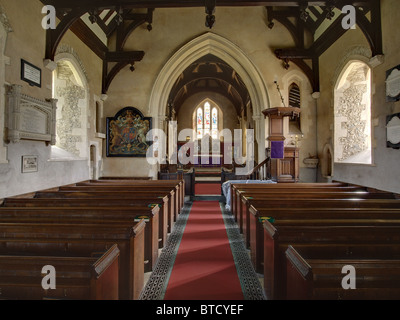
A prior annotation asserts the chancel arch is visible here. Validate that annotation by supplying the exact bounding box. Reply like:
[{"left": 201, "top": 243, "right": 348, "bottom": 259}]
[{"left": 148, "top": 32, "right": 270, "bottom": 165}]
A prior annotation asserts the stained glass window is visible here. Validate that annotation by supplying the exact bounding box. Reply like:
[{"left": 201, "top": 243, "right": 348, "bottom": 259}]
[
  {"left": 195, "top": 102, "right": 218, "bottom": 139},
  {"left": 211, "top": 107, "right": 218, "bottom": 139},
  {"left": 197, "top": 108, "right": 203, "bottom": 139}
]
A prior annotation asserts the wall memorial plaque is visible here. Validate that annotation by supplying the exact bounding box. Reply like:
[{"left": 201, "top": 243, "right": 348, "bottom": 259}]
[
  {"left": 6, "top": 84, "right": 57, "bottom": 145},
  {"left": 386, "top": 65, "right": 400, "bottom": 102},
  {"left": 387, "top": 113, "right": 400, "bottom": 149},
  {"left": 21, "top": 59, "right": 42, "bottom": 88},
  {"left": 21, "top": 155, "right": 38, "bottom": 173}
]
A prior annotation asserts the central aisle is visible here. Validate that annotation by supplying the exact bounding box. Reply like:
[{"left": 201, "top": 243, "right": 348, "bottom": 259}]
[
  {"left": 163, "top": 201, "right": 243, "bottom": 300},
  {"left": 139, "top": 191, "right": 266, "bottom": 300}
]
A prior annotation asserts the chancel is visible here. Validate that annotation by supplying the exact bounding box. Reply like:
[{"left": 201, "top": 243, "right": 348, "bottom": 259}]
[{"left": 0, "top": 0, "right": 399, "bottom": 303}]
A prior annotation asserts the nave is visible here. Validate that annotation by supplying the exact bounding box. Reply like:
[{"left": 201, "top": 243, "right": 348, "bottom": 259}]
[{"left": 1, "top": 177, "right": 400, "bottom": 300}]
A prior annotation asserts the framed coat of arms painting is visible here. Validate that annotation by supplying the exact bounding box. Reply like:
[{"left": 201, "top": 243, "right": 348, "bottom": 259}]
[{"left": 106, "top": 107, "right": 152, "bottom": 157}]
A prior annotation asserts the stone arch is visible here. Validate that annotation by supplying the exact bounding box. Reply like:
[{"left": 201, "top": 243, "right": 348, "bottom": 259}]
[
  {"left": 149, "top": 32, "right": 270, "bottom": 162},
  {"left": 333, "top": 59, "right": 372, "bottom": 164},
  {"left": 52, "top": 51, "right": 89, "bottom": 159},
  {"left": 0, "top": 6, "right": 12, "bottom": 164}
]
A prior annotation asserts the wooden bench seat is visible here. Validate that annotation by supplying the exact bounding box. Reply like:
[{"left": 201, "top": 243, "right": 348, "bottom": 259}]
[
  {"left": 0, "top": 221, "right": 145, "bottom": 300},
  {"left": 239, "top": 196, "right": 400, "bottom": 250},
  {"left": 2, "top": 196, "right": 169, "bottom": 249},
  {"left": 231, "top": 186, "right": 369, "bottom": 222},
  {"left": 263, "top": 221, "right": 400, "bottom": 300},
  {"left": 99, "top": 176, "right": 152, "bottom": 180},
  {"left": 72, "top": 179, "right": 184, "bottom": 213},
  {"left": 248, "top": 206, "right": 400, "bottom": 273},
  {"left": 0, "top": 205, "right": 159, "bottom": 274},
  {"left": 64, "top": 185, "right": 182, "bottom": 214},
  {"left": 285, "top": 244, "right": 400, "bottom": 300},
  {"left": 0, "top": 244, "right": 120, "bottom": 300},
  {"left": 53, "top": 185, "right": 182, "bottom": 219},
  {"left": 229, "top": 182, "right": 365, "bottom": 215},
  {"left": 33, "top": 190, "right": 176, "bottom": 234},
  {"left": 234, "top": 189, "right": 396, "bottom": 225}
]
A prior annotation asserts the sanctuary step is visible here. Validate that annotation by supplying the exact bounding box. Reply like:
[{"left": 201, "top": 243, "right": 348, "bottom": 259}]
[{"left": 195, "top": 167, "right": 221, "bottom": 184}]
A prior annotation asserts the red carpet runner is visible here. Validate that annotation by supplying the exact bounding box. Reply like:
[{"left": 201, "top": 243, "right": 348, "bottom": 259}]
[
  {"left": 164, "top": 201, "right": 244, "bottom": 300},
  {"left": 195, "top": 183, "right": 221, "bottom": 195}
]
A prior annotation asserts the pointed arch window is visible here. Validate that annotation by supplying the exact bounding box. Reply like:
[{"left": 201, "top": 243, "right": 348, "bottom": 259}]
[
  {"left": 195, "top": 102, "right": 219, "bottom": 139},
  {"left": 211, "top": 107, "right": 218, "bottom": 139},
  {"left": 196, "top": 107, "right": 203, "bottom": 139},
  {"left": 334, "top": 61, "right": 372, "bottom": 164},
  {"left": 288, "top": 83, "right": 301, "bottom": 133}
]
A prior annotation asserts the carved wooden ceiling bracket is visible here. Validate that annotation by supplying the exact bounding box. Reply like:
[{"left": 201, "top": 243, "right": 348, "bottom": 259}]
[
  {"left": 42, "top": 1, "right": 153, "bottom": 94},
  {"left": 267, "top": 0, "right": 383, "bottom": 93}
]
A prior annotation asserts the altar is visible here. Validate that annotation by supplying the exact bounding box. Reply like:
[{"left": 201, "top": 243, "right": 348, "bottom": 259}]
[{"left": 194, "top": 154, "right": 223, "bottom": 167}]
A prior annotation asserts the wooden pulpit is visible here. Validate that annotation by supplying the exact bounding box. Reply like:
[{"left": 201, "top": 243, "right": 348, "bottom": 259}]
[{"left": 263, "top": 107, "right": 301, "bottom": 183}]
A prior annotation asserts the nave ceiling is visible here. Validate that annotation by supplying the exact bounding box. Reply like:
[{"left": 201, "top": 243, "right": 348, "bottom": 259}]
[{"left": 41, "top": 0, "right": 382, "bottom": 108}]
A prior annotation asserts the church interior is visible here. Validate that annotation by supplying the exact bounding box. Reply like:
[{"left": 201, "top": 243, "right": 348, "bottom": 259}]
[{"left": 0, "top": 0, "right": 400, "bottom": 302}]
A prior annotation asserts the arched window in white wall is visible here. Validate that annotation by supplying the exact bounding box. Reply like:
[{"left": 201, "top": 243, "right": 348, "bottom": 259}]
[
  {"left": 288, "top": 82, "right": 301, "bottom": 133},
  {"left": 195, "top": 101, "right": 220, "bottom": 140},
  {"left": 52, "top": 58, "right": 88, "bottom": 159},
  {"left": 334, "top": 61, "right": 372, "bottom": 164}
]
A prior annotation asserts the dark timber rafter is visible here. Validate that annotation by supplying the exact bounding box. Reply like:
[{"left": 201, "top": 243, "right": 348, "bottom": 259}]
[
  {"left": 42, "top": 0, "right": 381, "bottom": 94},
  {"left": 267, "top": 0, "right": 383, "bottom": 93},
  {"left": 41, "top": 1, "right": 154, "bottom": 94},
  {"left": 43, "top": 1, "right": 373, "bottom": 10}
]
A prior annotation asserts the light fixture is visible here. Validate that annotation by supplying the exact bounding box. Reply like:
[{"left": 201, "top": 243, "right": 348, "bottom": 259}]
[
  {"left": 115, "top": 7, "right": 124, "bottom": 26},
  {"left": 325, "top": 6, "right": 336, "bottom": 20},
  {"left": 205, "top": 0, "right": 216, "bottom": 29},
  {"left": 300, "top": 6, "right": 310, "bottom": 22},
  {"left": 88, "top": 9, "right": 98, "bottom": 24}
]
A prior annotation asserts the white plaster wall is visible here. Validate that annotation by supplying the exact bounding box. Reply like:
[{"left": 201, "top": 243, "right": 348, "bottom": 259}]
[
  {"left": 318, "top": 0, "right": 400, "bottom": 193},
  {"left": 0, "top": 141, "right": 89, "bottom": 198},
  {"left": 0, "top": 0, "right": 102, "bottom": 197}
]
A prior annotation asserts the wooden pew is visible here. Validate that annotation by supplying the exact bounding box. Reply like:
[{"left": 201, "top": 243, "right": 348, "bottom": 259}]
[
  {"left": 0, "top": 244, "right": 120, "bottom": 300},
  {"left": 263, "top": 221, "right": 400, "bottom": 300},
  {"left": 249, "top": 206, "right": 400, "bottom": 273},
  {"left": 0, "top": 221, "right": 145, "bottom": 300},
  {"left": 54, "top": 185, "right": 181, "bottom": 222},
  {"left": 33, "top": 190, "right": 176, "bottom": 234},
  {"left": 230, "top": 184, "right": 369, "bottom": 222},
  {"left": 285, "top": 244, "right": 400, "bottom": 300},
  {"left": 229, "top": 182, "right": 359, "bottom": 217},
  {"left": 75, "top": 179, "right": 184, "bottom": 213},
  {"left": 240, "top": 194, "right": 399, "bottom": 250},
  {"left": 2, "top": 196, "right": 169, "bottom": 249},
  {"left": 100, "top": 176, "right": 152, "bottom": 180},
  {"left": 231, "top": 184, "right": 393, "bottom": 220},
  {"left": 0, "top": 205, "right": 159, "bottom": 274}
]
